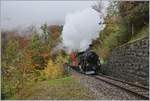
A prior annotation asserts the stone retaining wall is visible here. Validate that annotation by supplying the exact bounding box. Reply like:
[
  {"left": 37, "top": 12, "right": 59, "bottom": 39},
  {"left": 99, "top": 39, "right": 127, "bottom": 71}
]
[{"left": 101, "top": 37, "right": 149, "bottom": 86}]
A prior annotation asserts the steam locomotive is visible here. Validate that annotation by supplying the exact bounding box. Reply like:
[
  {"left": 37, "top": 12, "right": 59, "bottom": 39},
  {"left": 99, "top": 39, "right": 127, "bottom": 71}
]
[{"left": 70, "top": 50, "right": 101, "bottom": 74}]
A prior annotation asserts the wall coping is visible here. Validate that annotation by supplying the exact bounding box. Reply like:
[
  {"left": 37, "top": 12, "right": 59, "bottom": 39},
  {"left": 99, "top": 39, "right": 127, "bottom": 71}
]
[{"left": 113, "top": 36, "right": 149, "bottom": 50}]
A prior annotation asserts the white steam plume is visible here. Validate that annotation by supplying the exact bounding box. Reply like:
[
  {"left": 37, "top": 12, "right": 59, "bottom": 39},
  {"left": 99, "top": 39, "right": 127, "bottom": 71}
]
[{"left": 61, "top": 7, "right": 106, "bottom": 52}]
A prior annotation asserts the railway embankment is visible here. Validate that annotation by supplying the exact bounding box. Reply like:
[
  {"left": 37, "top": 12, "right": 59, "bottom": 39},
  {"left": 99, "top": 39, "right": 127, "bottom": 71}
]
[
  {"left": 101, "top": 36, "right": 149, "bottom": 86},
  {"left": 71, "top": 70, "right": 145, "bottom": 100}
]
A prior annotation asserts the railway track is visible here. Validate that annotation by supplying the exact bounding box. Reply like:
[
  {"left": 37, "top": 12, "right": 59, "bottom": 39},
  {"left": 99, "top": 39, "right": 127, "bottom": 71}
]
[{"left": 93, "top": 74, "right": 149, "bottom": 100}]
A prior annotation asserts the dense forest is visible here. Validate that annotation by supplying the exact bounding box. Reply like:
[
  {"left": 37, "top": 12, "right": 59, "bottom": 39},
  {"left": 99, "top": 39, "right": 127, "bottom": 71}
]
[{"left": 1, "top": 1, "right": 149, "bottom": 99}]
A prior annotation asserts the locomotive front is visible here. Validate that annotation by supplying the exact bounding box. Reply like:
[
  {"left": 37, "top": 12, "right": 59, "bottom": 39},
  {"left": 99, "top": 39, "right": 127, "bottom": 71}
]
[
  {"left": 78, "top": 50, "right": 101, "bottom": 74},
  {"left": 68, "top": 50, "right": 101, "bottom": 74}
]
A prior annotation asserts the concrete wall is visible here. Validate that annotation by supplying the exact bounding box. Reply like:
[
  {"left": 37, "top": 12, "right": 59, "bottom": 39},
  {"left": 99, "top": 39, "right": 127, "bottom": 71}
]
[{"left": 101, "top": 37, "right": 149, "bottom": 86}]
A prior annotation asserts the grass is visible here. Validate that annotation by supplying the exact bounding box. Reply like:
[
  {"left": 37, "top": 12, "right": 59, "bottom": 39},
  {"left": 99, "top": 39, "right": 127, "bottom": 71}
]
[
  {"left": 48, "top": 76, "right": 73, "bottom": 85},
  {"left": 13, "top": 76, "right": 96, "bottom": 100},
  {"left": 128, "top": 25, "right": 149, "bottom": 43}
]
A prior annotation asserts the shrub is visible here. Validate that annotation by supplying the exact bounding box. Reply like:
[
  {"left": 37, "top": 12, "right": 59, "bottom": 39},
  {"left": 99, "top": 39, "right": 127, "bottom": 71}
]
[
  {"left": 44, "top": 59, "right": 65, "bottom": 79},
  {"left": 99, "top": 47, "right": 110, "bottom": 62}
]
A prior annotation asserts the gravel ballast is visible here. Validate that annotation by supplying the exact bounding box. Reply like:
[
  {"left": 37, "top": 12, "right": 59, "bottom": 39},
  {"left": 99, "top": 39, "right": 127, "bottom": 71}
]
[{"left": 71, "top": 70, "right": 146, "bottom": 100}]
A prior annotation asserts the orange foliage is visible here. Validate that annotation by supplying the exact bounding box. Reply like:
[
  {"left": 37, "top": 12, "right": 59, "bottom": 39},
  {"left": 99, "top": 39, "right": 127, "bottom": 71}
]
[
  {"left": 17, "top": 36, "right": 30, "bottom": 49},
  {"left": 41, "top": 51, "right": 50, "bottom": 58},
  {"left": 48, "top": 25, "right": 61, "bottom": 40},
  {"left": 70, "top": 52, "right": 78, "bottom": 66}
]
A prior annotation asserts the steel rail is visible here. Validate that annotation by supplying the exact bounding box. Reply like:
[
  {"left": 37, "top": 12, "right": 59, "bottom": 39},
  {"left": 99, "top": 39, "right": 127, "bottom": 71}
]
[
  {"left": 98, "top": 73, "right": 149, "bottom": 90},
  {"left": 93, "top": 75, "right": 149, "bottom": 100}
]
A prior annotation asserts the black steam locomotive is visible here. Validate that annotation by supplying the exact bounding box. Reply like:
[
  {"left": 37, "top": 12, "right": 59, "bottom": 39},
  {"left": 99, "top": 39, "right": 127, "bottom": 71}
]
[{"left": 77, "top": 50, "right": 101, "bottom": 74}]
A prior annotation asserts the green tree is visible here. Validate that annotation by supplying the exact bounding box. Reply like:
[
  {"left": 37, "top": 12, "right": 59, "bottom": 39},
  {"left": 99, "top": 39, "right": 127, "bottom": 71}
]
[
  {"left": 41, "top": 23, "right": 53, "bottom": 50},
  {"left": 1, "top": 37, "right": 21, "bottom": 99},
  {"left": 118, "top": 1, "right": 149, "bottom": 35}
]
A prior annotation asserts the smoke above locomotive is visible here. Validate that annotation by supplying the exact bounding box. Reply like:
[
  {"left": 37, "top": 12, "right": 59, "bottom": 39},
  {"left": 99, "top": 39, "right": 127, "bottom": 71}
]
[{"left": 61, "top": 6, "right": 107, "bottom": 53}]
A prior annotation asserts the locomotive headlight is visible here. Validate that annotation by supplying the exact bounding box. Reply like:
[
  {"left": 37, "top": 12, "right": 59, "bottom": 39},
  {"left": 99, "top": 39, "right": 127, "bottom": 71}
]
[
  {"left": 98, "top": 63, "right": 101, "bottom": 66},
  {"left": 86, "top": 63, "right": 89, "bottom": 66}
]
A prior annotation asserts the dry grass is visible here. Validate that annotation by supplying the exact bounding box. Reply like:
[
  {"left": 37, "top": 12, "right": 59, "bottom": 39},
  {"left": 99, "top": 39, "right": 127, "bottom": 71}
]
[{"left": 14, "top": 76, "right": 96, "bottom": 100}]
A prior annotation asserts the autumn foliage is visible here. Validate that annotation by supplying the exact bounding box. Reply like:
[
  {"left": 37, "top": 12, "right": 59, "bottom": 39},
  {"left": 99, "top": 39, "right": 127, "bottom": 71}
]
[{"left": 1, "top": 24, "right": 66, "bottom": 99}]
